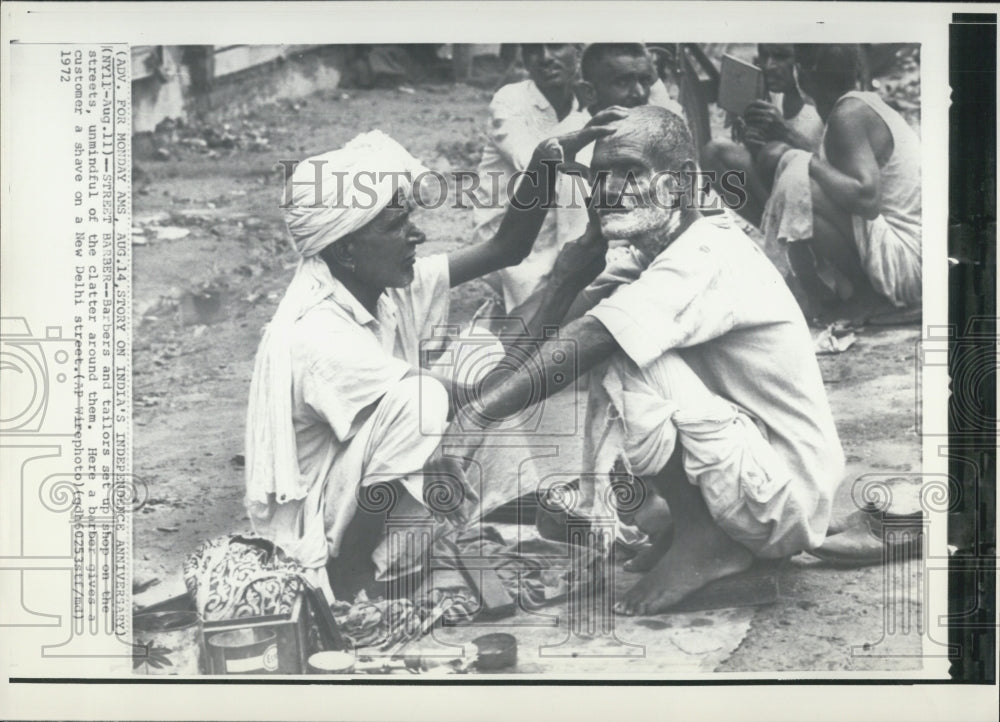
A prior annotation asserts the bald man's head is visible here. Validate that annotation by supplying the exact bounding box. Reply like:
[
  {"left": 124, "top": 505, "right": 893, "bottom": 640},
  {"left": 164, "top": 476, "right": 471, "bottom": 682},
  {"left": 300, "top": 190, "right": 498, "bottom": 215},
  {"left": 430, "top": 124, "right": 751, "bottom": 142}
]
[
  {"left": 591, "top": 106, "right": 699, "bottom": 255},
  {"left": 596, "top": 105, "right": 696, "bottom": 174}
]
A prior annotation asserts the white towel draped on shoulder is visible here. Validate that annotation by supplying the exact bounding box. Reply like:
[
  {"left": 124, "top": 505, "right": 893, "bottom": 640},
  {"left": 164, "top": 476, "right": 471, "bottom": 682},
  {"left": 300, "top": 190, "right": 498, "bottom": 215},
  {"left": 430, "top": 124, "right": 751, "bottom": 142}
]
[{"left": 245, "top": 130, "right": 428, "bottom": 514}]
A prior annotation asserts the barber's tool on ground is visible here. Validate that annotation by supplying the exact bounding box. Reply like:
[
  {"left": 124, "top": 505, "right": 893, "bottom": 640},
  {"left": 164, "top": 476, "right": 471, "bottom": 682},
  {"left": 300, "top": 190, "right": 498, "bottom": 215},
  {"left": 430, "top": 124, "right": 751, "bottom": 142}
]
[
  {"left": 308, "top": 632, "right": 519, "bottom": 674},
  {"left": 385, "top": 632, "right": 519, "bottom": 673},
  {"left": 307, "top": 650, "right": 357, "bottom": 674},
  {"left": 379, "top": 596, "right": 454, "bottom": 655},
  {"left": 307, "top": 596, "right": 517, "bottom": 675},
  {"left": 406, "top": 632, "right": 519, "bottom": 673}
]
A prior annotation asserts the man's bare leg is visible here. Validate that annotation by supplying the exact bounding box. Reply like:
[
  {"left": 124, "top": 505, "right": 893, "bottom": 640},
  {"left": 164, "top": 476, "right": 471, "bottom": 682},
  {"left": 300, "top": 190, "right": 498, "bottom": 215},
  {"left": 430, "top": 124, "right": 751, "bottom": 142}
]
[
  {"left": 702, "top": 140, "right": 770, "bottom": 226},
  {"left": 622, "top": 527, "right": 674, "bottom": 573},
  {"left": 326, "top": 482, "right": 405, "bottom": 601},
  {"left": 618, "top": 478, "right": 674, "bottom": 573},
  {"left": 792, "top": 179, "right": 894, "bottom": 325},
  {"left": 613, "top": 450, "right": 753, "bottom": 616}
]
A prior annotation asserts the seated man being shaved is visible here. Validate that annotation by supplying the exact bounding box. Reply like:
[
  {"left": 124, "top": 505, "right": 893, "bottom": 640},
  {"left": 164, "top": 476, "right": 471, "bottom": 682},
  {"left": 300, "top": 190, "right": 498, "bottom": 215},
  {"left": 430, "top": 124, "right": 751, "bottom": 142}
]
[
  {"left": 459, "top": 106, "right": 846, "bottom": 613},
  {"left": 245, "top": 123, "right": 614, "bottom": 602}
]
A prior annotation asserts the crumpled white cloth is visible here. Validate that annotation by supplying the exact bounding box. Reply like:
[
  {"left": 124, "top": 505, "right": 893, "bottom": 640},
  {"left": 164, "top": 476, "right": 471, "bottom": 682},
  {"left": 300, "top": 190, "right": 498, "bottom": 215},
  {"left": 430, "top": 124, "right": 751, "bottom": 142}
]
[
  {"left": 760, "top": 148, "right": 814, "bottom": 278},
  {"left": 583, "top": 351, "right": 797, "bottom": 556},
  {"left": 245, "top": 130, "right": 428, "bottom": 512}
]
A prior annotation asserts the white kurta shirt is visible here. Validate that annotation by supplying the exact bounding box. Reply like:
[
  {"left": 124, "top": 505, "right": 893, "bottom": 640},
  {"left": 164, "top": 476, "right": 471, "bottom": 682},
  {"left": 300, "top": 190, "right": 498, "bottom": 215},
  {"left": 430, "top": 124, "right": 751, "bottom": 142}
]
[
  {"left": 288, "top": 255, "right": 451, "bottom": 497},
  {"left": 586, "top": 215, "right": 845, "bottom": 553}
]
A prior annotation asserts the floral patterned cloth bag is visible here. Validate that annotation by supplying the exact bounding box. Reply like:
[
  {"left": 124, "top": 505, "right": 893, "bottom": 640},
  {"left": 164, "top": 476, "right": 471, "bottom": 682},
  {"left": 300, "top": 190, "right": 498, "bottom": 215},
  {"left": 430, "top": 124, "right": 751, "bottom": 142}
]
[{"left": 183, "top": 534, "right": 307, "bottom": 622}]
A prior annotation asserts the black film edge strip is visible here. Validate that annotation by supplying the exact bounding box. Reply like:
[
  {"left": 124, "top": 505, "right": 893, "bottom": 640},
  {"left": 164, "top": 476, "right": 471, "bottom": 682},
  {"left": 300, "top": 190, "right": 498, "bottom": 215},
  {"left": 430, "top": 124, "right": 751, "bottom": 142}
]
[{"left": 948, "top": 11, "right": 997, "bottom": 685}]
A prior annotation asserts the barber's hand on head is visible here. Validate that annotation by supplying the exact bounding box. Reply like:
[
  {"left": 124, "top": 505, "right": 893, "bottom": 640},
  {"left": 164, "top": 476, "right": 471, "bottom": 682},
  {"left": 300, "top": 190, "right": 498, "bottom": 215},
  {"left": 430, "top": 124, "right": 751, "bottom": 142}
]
[
  {"left": 547, "top": 105, "right": 628, "bottom": 168},
  {"left": 744, "top": 100, "right": 788, "bottom": 141}
]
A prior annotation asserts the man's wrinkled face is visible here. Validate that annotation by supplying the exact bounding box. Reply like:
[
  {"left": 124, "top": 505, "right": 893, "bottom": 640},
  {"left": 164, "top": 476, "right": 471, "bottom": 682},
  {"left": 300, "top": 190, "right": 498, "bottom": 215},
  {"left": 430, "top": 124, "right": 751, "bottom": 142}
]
[
  {"left": 349, "top": 191, "right": 426, "bottom": 288},
  {"left": 522, "top": 44, "right": 579, "bottom": 94},
  {"left": 591, "top": 131, "right": 683, "bottom": 258},
  {"left": 590, "top": 53, "right": 657, "bottom": 111},
  {"left": 759, "top": 44, "right": 796, "bottom": 95}
]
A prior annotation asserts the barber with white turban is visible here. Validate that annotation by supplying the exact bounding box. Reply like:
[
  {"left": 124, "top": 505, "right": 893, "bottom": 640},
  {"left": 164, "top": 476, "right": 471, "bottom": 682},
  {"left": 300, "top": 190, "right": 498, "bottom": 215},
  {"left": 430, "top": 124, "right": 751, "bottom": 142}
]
[{"left": 245, "top": 117, "right": 620, "bottom": 602}]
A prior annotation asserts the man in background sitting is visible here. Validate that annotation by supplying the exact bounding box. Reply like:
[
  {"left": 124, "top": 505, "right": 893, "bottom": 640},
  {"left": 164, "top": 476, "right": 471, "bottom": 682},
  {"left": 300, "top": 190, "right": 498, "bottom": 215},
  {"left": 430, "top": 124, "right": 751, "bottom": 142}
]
[
  {"left": 577, "top": 42, "right": 686, "bottom": 119},
  {"left": 473, "top": 43, "right": 591, "bottom": 313},
  {"left": 757, "top": 43, "right": 921, "bottom": 321},
  {"left": 701, "top": 43, "right": 825, "bottom": 226}
]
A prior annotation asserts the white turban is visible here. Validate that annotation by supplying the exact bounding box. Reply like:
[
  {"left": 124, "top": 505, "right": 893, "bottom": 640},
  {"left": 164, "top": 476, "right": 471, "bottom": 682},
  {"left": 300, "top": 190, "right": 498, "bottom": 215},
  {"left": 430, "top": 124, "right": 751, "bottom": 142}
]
[
  {"left": 284, "top": 129, "right": 429, "bottom": 257},
  {"left": 245, "top": 131, "right": 429, "bottom": 550}
]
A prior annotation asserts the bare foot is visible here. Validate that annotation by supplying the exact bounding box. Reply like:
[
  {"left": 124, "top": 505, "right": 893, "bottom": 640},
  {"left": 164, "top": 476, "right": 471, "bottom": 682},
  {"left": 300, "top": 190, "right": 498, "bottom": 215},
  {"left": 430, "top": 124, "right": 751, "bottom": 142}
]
[
  {"left": 613, "top": 523, "right": 753, "bottom": 616},
  {"left": 811, "top": 512, "right": 922, "bottom": 566},
  {"left": 623, "top": 529, "right": 674, "bottom": 573},
  {"left": 826, "top": 509, "right": 867, "bottom": 536}
]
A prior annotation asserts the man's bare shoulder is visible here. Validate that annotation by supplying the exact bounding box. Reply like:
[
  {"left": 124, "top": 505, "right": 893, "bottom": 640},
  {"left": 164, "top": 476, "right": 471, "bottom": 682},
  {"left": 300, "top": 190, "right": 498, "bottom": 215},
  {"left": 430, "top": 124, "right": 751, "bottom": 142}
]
[
  {"left": 826, "top": 97, "right": 874, "bottom": 135},
  {"left": 826, "top": 95, "right": 893, "bottom": 160}
]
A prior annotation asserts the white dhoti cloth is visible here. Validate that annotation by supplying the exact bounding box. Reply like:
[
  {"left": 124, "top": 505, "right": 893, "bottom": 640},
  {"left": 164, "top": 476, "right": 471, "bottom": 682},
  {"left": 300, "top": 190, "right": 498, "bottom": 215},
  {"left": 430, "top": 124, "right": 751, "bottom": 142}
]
[
  {"left": 252, "top": 376, "right": 446, "bottom": 599},
  {"left": 584, "top": 351, "right": 822, "bottom": 559},
  {"left": 267, "top": 377, "right": 446, "bottom": 564},
  {"left": 258, "top": 373, "right": 540, "bottom": 597},
  {"left": 760, "top": 148, "right": 814, "bottom": 279},
  {"left": 850, "top": 214, "right": 921, "bottom": 307},
  {"left": 575, "top": 216, "right": 844, "bottom": 559}
]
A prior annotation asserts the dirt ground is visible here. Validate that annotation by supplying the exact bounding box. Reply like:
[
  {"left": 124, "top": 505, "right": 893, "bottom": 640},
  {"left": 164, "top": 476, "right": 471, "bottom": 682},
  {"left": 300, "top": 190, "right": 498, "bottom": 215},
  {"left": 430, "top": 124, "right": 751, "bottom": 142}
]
[{"left": 132, "top": 63, "right": 927, "bottom": 673}]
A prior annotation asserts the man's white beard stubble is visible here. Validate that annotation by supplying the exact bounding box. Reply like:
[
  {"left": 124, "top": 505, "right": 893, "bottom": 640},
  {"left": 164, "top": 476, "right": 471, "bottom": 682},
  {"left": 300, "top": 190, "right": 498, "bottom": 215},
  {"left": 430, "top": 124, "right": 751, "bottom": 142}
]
[{"left": 599, "top": 198, "right": 683, "bottom": 262}]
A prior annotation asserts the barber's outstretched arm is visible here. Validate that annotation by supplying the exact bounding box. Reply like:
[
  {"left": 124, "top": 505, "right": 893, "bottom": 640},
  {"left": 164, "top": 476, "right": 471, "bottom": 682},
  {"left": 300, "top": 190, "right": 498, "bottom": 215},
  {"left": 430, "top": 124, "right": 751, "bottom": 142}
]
[
  {"left": 450, "top": 210, "right": 610, "bottom": 420},
  {"left": 447, "top": 109, "right": 625, "bottom": 288},
  {"left": 466, "top": 314, "right": 620, "bottom": 425}
]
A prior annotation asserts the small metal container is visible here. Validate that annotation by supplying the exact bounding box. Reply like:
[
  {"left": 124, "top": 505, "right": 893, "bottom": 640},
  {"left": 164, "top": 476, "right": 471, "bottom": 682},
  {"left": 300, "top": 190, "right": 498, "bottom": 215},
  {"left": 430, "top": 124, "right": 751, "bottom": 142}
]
[{"left": 205, "top": 627, "right": 279, "bottom": 675}]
